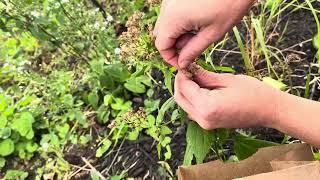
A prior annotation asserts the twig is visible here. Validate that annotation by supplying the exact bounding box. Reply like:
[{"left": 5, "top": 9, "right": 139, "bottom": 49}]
[
  {"left": 101, "top": 138, "right": 126, "bottom": 174},
  {"left": 68, "top": 164, "right": 91, "bottom": 178},
  {"left": 81, "top": 157, "right": 107, "bottom": 180}
]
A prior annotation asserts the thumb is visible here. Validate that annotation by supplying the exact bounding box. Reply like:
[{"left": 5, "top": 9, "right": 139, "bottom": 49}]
[
  {"left": 193, "top": 67, "right": 235, "bottom": 89},
  {"left": 178, "top": 28, "right": 222, "bottom": 68}
]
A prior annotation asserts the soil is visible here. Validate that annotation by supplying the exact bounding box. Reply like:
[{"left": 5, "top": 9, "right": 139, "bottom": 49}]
[{"left": 63, "top": 2, "right": 320, "bottom": 179}]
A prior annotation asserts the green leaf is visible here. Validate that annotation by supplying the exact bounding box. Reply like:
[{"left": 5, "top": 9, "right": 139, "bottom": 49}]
[
  {"left": 234, "top": 135, "right": 277, "bottom": 160},
  {"left": 147, "top": 115, "right": 155, "bottom": 126},
  {"left": 5, "top": 170, "right": 28, "bottom": 180},
  {"left": 96, "top": 106, "right": 110, "bottom": 124},
  {"left": 105, "top": 63, "right": 131, "bottom": 82},
  {"left": 0, "top": 139, "right": 14, "bottom": 156},
  {"left": 163, "top": 68, "right": 173, "bottom": 95},
  {"left": 171, "top": 109, "right": 180, "bottom": 122},
  {"left": 156, "top": 97, "right": 175, "bottom": 125},
  {"left": 183, "top": 122, "right": 213, "bottom": 165},
  {"left": 96, "top": 139, "right": 112, "bottom": 157},
  {"left": 0, "top": 95, "right": 7, "bottom": 112},
  {"left": 262, "top": 77, "right": 287, "bottom": 91},
  {"left": 90, "top": 170, "right": 100, "bottom": 180},
  {"left": 144, "top": 99, "right": 160, "bottom": 114},
  {"left": 88, "top": 91, "right": 99, "bottom": 109},
  {"left": 164, "top": 145, "right": 172, "bottom": 160},
  {"left": 0, "top": 115, "right": 7, "bottom": 128},
  {"left": 63, "top": 94, "right": 74, "bottom": 108},
  {"left": 160, "top": 126, "right": 172, "bottom": 135},
  {"left": 3, "top": 106, "right": 14, "bottom": 117},
  {"left": 127, "top": 130, "right": 139, "bottom": 141},
  {"left": 0, "top": 127, "right": 11, "bottom": 139},
  {"left": 124, "top": 78, "right": 146, "bottom": 93},
  {"left": 80, "top": 135, "right": 91, "bottom": 145},
  {"left": 0, "top": 157, "right": 5, "bottom": 168},
  {"left": 111, "top": 98, "right": 132, "bottom": 111},
  {"left": 161, "top": 136, "right": 171, "bottom": 147},
  {"left": 103, "top": 94, "right": 113, "bottom": 106},
  {"left": 12, "top": 112, "right": 34, "bottom": 139},
  {"left": 57, "top": 123, "right": 70, "bottom": 139},
  {"left": 313, "top": 34, "right": 319, "bottom": 49},
  {"left": 17, "top": 95, "right": 34, "bottom": 107}
]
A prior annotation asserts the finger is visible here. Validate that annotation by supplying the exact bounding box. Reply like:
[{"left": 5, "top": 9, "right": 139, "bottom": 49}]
[
  {"left": 174, "top": 87, "right": 196, "bottom": 116},
  {"left": 155, "top": 23, "right": 186, "bottom": 67},
  {"left": 175, "top": 33, "right": 194, "bottom": 49},
  {"left": 175, "top": 71, "right": 210, "bottom": 106},
  {"left": 153, "top": 0, "right": 170, "bottom": 37},
  {"left": 178, "top": 28, "right": 223, "bottom": 68},
  {"left": 174, "top": 74, "right": 203, "bottom": 122},
  {"left": 193, "top": 67, "right": 235, "bottom": 89}
]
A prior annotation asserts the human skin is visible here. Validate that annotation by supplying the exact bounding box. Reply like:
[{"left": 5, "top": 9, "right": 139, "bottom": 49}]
[
  {"left": 175, "top": 68, "right": 320, "bottom": 147},
  {"left": 154, "top": 0, "right": 255, "bottom": 68},
  {"left": 155, "top": 0, "right": 320, "bottom": 147}
]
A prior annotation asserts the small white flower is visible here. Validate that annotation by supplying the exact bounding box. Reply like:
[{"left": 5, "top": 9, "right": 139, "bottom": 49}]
[
  {"left": 103, "top": 21, "right": 108, "bottom": 26},
  {"left": 94, "top": 8, "right": 100, "bottom": 12},
  {"left": 55, "top": 2, "right": 60, "bottom": 8},
  {"left": 31, "top": 11, "right": 40, "bottom": 18},
  {"left": 94, "top": 22, "right": 100, "bottom": 29},
  {"left": 114, "top": 48, "right": 121, "bottom": 55},
  {"left": 100, "top": 26, "right": 106, "bottom": 32},
  {"left": 107, "top": 15, "right": 113, "bottom": 22}
]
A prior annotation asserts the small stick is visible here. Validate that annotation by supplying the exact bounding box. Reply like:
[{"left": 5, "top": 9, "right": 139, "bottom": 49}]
[{"left": 81, "top": 157, "right": 106, "bottom": 180}]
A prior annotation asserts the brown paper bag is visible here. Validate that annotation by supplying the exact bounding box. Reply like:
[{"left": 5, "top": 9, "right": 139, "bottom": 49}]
[
  {"left": 177, "top": 143, "right": 314, "bottom": 180},
  {"left": 238, "top": 161, "right": 320, "bottom": 180}
]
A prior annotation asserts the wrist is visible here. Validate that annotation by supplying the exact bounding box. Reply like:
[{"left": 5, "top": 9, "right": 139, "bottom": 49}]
[{"left": 258, "top": 88, "right": 286, "bottom": 129}]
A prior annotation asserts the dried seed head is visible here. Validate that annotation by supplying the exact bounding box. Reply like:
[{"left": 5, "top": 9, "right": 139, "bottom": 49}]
[
  {"left": 147, "top": 0, "right": 162, "bottom": 7},
  {"left": 181, "top": 63, "right": 201, "bottom": 79}
]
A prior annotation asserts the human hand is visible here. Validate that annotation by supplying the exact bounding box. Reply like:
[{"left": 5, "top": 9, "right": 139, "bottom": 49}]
[
  {"left": 174, "top": 68, "right": 282, "bottom": 130},
  {"left": 154, "top": 0, "right": 254, "bottom": 68}
]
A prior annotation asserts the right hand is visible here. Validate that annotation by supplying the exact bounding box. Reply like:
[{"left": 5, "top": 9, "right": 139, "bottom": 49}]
[
  {"left": 154, "top": 0, "right": 254, "bottom": 68},
  {"left": 174, "top": 68, "right": 281, "bottom": 130}
]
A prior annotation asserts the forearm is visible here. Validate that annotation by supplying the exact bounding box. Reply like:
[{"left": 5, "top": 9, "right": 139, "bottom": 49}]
[{"left": 269, "top": 92, "right": 320, "bottom": 147}]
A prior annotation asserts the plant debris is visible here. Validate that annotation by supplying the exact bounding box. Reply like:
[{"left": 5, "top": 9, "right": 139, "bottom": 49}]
[{"left": 181, "top": 63, "right": 201, "bottom": 79}]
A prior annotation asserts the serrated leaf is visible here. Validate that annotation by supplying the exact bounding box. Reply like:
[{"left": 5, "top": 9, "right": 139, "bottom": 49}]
[
  {"left": 0, "top": 139, "right": 14, "bottom": 156},
  {"left": 183, "top": 122, "right": 213, "bottom": 165},
  {"left": 234, "top": 135, "right": 277, "bottom": 160}
]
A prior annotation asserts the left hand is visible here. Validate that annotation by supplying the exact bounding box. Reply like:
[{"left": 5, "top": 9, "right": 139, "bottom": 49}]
[{"left": 174, "top": 67, "right": 281, "bottom": 129}]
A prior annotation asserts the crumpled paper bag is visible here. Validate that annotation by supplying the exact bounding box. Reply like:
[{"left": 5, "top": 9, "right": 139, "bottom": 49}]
[{"left": 177, "top": 143, "right": 317, "bottom": 180}]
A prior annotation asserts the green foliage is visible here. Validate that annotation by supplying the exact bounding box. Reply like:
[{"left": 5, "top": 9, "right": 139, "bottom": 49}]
[
  {"left": 0, "top": 0, "right": 316, "bottom": 177},
  {"left": 0, "top": 139, "right": 14, "bottom": 156},
  {"left": 5, "top": 170, "right": 28, "bottom": 180},
  {"left": 234, "top": 135, "right": 277, "bottom": 160},
  {"left": 184, "top": 122, "right": 214, "bottom": 165}
]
